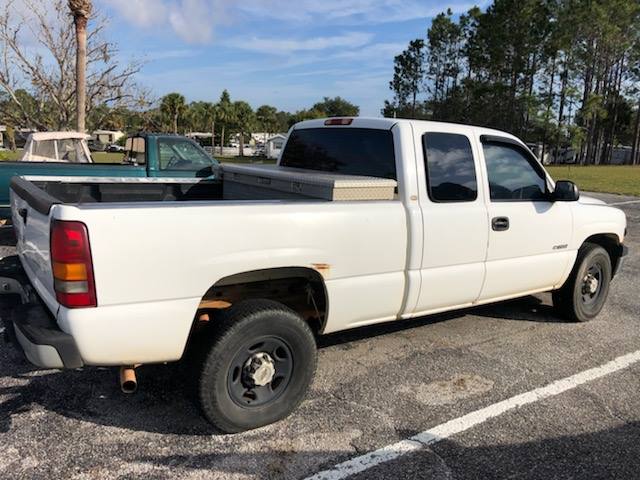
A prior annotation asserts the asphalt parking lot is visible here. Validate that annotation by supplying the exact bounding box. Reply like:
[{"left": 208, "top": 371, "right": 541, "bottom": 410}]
[{"left": 1, "top": 192, "right": 639, "bottom": 480}]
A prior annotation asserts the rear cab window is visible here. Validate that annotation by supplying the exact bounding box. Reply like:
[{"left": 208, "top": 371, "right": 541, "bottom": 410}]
[{"left": 280, "top": 128, "right": 396, "bottom": 180}]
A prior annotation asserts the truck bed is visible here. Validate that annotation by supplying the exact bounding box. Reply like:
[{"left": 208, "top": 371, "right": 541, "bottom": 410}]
[
  {"left": 10, "top": 172, "right": 407, "bottom": 366},
  {"left": 18, "top": 177, "right": 223, "bottom": 209},
  {"left": 10, "top": 165, "right": 399, "bottom": 216},
  {"left": 0, "top": 161, "right": 146, "bottom": 217}
]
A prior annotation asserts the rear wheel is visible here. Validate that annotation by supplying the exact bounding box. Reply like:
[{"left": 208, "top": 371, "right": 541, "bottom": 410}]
[
  {"left": 552, "top": 243, "right": 612, "bottom": 322},
  {"left": 198, "top": 299, "right": 316, "bottom": 433}
]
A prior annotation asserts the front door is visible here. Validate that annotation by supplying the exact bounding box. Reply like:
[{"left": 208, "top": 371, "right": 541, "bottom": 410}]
[
  {"left": 478, "top": 137, "right": 573, "bottom": 301},
  {"left": 412, "top": 127, "right": 490, "bottom": 315}
]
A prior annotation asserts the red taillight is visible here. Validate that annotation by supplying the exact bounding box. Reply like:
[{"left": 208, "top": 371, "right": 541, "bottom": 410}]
[
  {"left": 51, "top": 220, "right": 97, "bottom": 308},
  {"left": 324, "top": 118, "right": 353, "bottom": 126}
]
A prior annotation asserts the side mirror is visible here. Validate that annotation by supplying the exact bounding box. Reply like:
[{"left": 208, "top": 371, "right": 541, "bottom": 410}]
[{"left": 553, "top": 180, "right": 580, "bottom": 202}]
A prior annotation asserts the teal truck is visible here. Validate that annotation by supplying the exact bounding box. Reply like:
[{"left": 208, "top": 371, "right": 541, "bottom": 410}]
[{"left": 0, "top": 133, "right": 219, "bottom": 220}]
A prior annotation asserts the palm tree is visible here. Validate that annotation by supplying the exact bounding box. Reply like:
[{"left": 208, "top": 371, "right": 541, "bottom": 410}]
[
  {"left": 256, "top": 105, "right": 278, "bottom": 143},
  {"left": 233, "top": 101, "right": 255, "bottom": 157},
  {"left": 189, "top": 101, "right": 219, "bottom": 151},
  {"left": 203, "top": 102, "right": 218, "bottom": 152},
  {"left": 160, "top": 93, "right": 186, "bottom": 134},
  {"left": 216, "top": 90, "right": 233, "bottom": 155},
  {"left": 68, "top": 0, "right": 92, "bottom": 132}
]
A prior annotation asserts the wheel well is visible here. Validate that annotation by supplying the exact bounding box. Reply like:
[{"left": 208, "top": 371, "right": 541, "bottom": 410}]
[
  {"left": 194, "top": 267, "right": 328, "bottom": 334},
  {"left": 583, "top": 233, "right": 623, "bottom": 274}
]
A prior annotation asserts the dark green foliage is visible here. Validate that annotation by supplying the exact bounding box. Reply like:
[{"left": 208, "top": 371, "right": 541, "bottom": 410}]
[
  {"left": 387, "top": 39, "right": 426, "bottom": 117},
  {"left": 383, "top": 0, "right": 640, "bottom": 164},
  {"left": 312, "top": 96, "right": 360, "bottom": 117}
]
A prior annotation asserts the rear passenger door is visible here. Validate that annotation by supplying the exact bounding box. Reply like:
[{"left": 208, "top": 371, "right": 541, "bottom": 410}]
[{"left": 412, "top": 127, "right": 489, "bottom": 315}]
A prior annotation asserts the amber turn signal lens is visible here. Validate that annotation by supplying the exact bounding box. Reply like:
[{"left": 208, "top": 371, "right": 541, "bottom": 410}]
[{"left": 53, "top": 261, "right": 87, "bottom": 281}]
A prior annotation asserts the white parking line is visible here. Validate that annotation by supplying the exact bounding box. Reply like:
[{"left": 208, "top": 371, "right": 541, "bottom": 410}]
[
  {"left": 305, "top": 349, "right": 640, "bottom": 480},
  {"left": 608, "top": 200, "right": 640, "bottom": 206}
]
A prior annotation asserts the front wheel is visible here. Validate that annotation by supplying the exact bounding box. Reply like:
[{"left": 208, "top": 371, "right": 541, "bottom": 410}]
[
  {"left": 553, "top": 243, "right": 612, "bottom": 322},
  {"left": 198, "top": 299, "right": 317, "bottom": 433}
]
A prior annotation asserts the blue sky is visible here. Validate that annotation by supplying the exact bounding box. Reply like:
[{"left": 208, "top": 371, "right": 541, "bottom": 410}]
[{"left": 100, "top": 0, "right": 489, "bottom": 116}]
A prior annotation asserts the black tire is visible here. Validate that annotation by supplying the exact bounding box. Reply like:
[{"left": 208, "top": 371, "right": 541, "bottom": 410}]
[
  {"left": 552, "top": 243, "right": 612, "bottom": 322},
  {"left": 198, "top": 299, "right": 316, "bottom": 433}
]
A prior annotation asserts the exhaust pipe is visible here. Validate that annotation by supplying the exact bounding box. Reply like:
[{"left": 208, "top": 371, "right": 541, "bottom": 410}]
[{"left": 119, "top": 366, "right": 137, "bottom": 394}]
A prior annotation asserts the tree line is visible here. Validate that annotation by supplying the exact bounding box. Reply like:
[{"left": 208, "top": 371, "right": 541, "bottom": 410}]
[
  {"left": 384, "top": 0, "right": 640, "bottom": 165},
  {"left": 113, "top": 92, "right": 358, "bottom": 156}
]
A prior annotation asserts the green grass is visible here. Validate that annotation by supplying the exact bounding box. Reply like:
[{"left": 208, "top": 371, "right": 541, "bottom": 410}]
[
  {"left": 547, "top": 165, "right": 640, "bottom": 197},
  {"left": 0, "top": 150, "right": 21, "bottom": 161},
  {"left": 92, "top": 151, "right": 124, "bottom": 163},
  {"left": 217, "top": 155, "right": 276, "bottom": 164},
  {"left": 0, "top": 149, "right": 123, "bottom": 163}
]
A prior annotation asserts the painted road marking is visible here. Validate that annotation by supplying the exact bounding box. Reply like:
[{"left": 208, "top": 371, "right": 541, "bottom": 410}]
[
  {"left": 608, "top": 200, "right": 640, "bottom": 206},
  {"left": 306, "top": 349, "right": 640, "bottom": 480}
]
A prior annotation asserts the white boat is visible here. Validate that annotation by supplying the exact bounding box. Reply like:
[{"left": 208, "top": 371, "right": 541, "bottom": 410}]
[{"left": 21, "top": 132, "right": 92, "bottom": 163}]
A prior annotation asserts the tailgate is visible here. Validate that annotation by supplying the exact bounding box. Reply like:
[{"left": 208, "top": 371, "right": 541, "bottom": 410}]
[{"left": 10, "top": 177, "right": 59, "bottom": 312}]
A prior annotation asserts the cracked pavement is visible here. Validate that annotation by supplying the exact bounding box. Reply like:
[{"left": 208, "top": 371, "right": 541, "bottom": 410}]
[{"left": 0, "top": 192, "right": 639, "bottom": 479}]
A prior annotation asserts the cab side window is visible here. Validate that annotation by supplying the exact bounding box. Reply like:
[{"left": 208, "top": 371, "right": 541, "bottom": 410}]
[
  {"left": 483, "top": 143, "right": 547, "bottom": 201},
  {"left": 423, "top": 132, "right": 477, "bottom": 202},
  {"left": 158, "top": 138, "right": 213, "bottom": 170}
]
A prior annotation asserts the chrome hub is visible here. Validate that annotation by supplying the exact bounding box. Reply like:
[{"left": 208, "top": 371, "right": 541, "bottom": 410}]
[
  {"left": 243, "top": 352, "right": 276, "bottom": 387},
  {"left": 583, "top": 274, "right": 599, "bottom": 295}
]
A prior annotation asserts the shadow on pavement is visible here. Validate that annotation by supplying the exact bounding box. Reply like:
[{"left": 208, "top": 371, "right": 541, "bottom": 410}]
[
  {"left": 127, "top": 422, "right": 640, "bottom": 479},
  {"left": 0, "top": 295, "right": 568, "bottom": 437},
  {"left": 0, "top": 350, "right": 218, "bottom": 436},
  {"left": 320, "top": 295, "right": 564, "bottom": 348}
]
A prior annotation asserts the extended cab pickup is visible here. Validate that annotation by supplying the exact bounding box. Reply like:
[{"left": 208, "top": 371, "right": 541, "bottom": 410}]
[
  {"left": 0, "top": 133, "right": 218, "bottom": 220},
  {"left": 2, "top": 118, "right": 628, "bottom": 433}
]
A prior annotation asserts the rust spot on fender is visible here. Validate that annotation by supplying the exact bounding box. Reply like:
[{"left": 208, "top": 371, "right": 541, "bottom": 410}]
[
  {"left": 198, "top": 300, "right": 232, "bottom": 309},
  {"left": 312, "top": 263, "right": 331, "bottom": 278}
]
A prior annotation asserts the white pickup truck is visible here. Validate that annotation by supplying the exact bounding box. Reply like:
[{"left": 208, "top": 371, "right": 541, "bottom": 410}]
[{"left": 2, "top": 118, "right": 628, "bottom": 433}]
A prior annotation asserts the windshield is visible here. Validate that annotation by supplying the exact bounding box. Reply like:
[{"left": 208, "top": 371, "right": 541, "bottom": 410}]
[
  {"left": 158, "top": 138, "right": 218, "bottom": 171},
  {"left": 29, "top": 138, "right": 91, "bottom": 163},
  {"left": 57, "top": 138, "right": 91, "bottom": 163},
  {"left": 280, "top": 128, "right": 396, "bottom": 179}
]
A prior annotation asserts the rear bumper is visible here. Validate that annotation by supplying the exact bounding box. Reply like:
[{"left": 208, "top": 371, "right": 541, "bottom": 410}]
[
  {"left": 1, "top": 255, "right": 83, "bottom": 369},
  {"left": 11, "top": 303, "right": 83, "bottom": 369}
]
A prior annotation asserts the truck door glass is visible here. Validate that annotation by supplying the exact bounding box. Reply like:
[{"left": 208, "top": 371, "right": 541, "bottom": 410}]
[
  {"left": 483, "top": 143, "right": 547, "bottom": 201},
  {"left": 158, "top": 138, "right": 216, "bottom": 170},
  {"left": 422, "top": 132, "right": 477, "bottom": 202}
]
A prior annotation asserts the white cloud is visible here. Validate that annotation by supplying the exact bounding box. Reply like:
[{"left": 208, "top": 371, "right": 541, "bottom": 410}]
[
  {"left": 237, "top": 0, "right": 490, "bottom": 25},
  {"left": 226, "top": 32, "right": 374, "bottom": 55},
  {"left": 167, "top": 0, "right": 223, "bottom": 44},
  {"left": 143, "top": 49, "right": 202, "bottom": 61},
  {"left": 103, "top": 0, "right": 168, "bottom": 27},
  {"left": 102, "top": 0, "right": 490, "bottom": 44},
  {"left": 103, "top": 0, "right": 226, "bottom": 43}
]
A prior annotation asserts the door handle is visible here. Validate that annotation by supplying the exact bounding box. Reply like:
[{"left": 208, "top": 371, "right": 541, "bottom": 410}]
[{"left": 492, "top": 216, "right": 509, "bottom": 231}]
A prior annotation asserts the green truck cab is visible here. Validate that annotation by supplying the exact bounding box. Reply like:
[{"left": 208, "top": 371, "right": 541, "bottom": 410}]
[{"left": 0, "top": 133, "right": 219, "bottom": 219}]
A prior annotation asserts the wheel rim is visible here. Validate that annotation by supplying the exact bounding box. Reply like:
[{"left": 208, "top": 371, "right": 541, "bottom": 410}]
[
  {"left": 227, "top": 336, "right": 294, "bottom": 408},
  {"left": 581, "top": 261, "right": 604, "bottom": 306}
]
